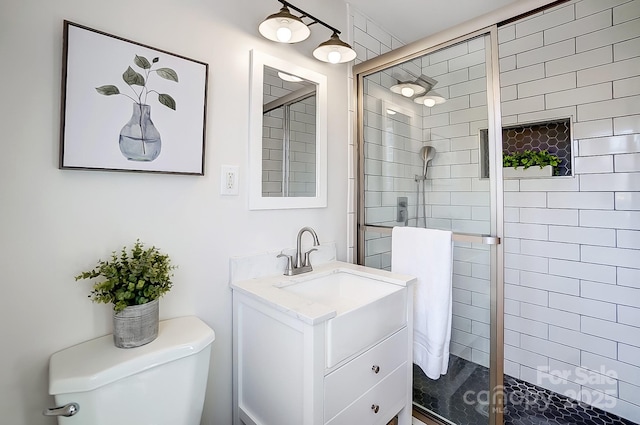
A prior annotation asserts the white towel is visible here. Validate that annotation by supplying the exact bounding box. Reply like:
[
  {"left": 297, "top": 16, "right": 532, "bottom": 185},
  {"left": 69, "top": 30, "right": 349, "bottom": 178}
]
[{"left": 391, "top": 226, "right": 453, "bottom": 380}]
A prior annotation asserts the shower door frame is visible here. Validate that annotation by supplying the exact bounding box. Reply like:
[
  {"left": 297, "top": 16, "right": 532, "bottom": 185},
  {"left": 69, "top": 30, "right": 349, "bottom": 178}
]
[{"left": 353, "top": 26, "right": 505, "bottom": 425}]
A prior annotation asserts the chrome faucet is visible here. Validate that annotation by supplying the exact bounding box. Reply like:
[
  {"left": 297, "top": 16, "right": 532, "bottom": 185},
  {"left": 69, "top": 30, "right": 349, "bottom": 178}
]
[{"left": 278, "top": 226, "right": 320, "bottom": 276}]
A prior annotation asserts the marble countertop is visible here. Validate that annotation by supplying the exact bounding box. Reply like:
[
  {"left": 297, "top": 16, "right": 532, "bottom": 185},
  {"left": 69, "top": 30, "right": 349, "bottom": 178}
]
[{"left": 230, "top": 260, "right": 416, "bottom": 325}]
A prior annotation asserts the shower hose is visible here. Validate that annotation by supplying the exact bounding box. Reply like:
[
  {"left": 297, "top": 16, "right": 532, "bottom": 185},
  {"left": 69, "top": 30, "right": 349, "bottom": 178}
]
[{"left": 415, "top": 178, "right": 427, "bottom": 228}]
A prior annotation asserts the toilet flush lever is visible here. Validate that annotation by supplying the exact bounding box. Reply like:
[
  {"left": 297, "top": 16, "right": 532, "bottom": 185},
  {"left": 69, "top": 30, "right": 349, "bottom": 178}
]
[{"left": 43, "top": 402, "right": 80, "bottom": 417}]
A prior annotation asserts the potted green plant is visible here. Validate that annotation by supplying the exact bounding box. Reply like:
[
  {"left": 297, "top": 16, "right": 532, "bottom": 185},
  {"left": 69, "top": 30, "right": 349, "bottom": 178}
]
[
  {"left": 502, "top": 149, "right": 560, "bottom": 178},
  {"left": 75, "top": 239, "right": 176, "bottom": 348}
]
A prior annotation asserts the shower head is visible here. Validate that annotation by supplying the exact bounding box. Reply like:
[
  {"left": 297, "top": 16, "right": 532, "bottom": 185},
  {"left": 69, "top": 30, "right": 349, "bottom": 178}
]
[{"left": 419, "top": 146, "right": 436, "bottom": 177}]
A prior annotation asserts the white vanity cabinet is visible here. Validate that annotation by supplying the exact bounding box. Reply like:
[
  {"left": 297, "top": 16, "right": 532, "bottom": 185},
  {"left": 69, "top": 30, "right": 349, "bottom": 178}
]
[
  {"left": 324, "top": 327, "right": 409, "bottom": 424},
  {"left": 231, "top": 262, "right": 415, "bottom": 425}
]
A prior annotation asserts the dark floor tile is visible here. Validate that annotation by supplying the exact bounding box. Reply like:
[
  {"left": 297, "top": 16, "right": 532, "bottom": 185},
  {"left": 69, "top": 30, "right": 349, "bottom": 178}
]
[{"left": 413, "top": 356, "right": 636, "bottom": 425}]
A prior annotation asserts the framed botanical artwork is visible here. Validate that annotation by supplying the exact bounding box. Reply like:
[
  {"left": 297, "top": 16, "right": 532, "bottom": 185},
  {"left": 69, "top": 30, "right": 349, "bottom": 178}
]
[{"left": 59, "top": 21, "right": 208, "bottom": 175}]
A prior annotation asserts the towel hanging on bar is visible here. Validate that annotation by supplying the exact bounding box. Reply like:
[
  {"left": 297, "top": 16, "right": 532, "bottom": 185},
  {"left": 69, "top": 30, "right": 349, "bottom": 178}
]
[{"left": 391, "top": 226, "right": 453, "bottom": 380}]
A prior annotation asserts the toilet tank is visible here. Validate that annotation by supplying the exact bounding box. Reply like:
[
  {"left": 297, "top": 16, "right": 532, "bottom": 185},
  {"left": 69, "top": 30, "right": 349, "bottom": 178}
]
[{"left": 49, "top": 316, "right": 215, "bottom": 425}]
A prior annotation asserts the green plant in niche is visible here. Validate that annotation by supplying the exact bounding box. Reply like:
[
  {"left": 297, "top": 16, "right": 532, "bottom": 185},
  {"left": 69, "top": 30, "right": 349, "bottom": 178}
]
[
  {"left": 503, "top": 150, "right": 560, "bottom": 170},
  {"left": 95, "top": 55, "right": 179, "bottom": 110},
  {"left": 75, "top": 240, "right": 177, "bottom": 312}
]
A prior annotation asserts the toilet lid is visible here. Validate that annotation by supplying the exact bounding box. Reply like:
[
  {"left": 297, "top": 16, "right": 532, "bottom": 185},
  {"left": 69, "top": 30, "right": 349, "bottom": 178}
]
[{"left": 49, "top": 316, "right": 215, "bottom": 394}]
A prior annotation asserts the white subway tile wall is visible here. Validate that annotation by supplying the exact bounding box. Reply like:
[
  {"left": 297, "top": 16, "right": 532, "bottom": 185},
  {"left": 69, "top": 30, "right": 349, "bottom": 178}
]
[
  {"left": 351, "top": 0, "right": 640, "bottom": 421},
  {"left": 347, "top": 8, "right": 400, "bottom": 262},
  {"left": 262, "top": 68, "right": 317, "bottom": 197},
  {"left": 356, "top": 19, "right": 494, "bottom": 367},
  {"left": 499, "top": 0, "right": 640, "bottom": 421}
]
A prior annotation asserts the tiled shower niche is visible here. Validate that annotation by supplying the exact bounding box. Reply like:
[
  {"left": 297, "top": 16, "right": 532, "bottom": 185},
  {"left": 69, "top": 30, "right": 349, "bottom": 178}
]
[
  {"left": 503, "top": 118, "right": 572, "bottom": 177},
  {"left": 480, "top": 118, "right": 573, "bottom": 178}
]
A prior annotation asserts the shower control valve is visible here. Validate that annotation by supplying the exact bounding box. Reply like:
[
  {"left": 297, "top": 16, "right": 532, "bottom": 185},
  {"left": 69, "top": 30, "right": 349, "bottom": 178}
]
[{"left": 396, "top": 196, "right": 408, "bottom": 224}]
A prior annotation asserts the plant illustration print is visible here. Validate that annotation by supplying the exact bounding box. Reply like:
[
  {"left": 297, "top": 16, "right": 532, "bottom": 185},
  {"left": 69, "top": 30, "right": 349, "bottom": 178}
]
[
  {"left": 96, "top": 55, "right": 178, "bottom": 109},
  {"left": 96, "top": 55, "right": 179, "bottom": 161}
]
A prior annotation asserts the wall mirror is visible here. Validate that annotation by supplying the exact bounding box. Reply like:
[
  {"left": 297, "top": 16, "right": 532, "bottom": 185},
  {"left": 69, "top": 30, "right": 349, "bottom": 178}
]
[{"left": 249, "top": 50, "right": 327, "bottom": 210}]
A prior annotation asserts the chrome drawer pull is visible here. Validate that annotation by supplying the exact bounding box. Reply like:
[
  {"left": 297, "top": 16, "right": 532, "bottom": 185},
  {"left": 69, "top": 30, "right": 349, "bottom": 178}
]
[
  {"left": 371, "top": 404, "right": 380, "bottom": 413},
  {"left": 372, "top": 365, "right": 380, "bottom": 374}
]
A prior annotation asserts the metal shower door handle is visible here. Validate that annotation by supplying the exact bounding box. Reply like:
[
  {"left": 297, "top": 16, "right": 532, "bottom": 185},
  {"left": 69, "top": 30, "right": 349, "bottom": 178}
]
[{"left": 43, "top": 402, "right": 80, "bottom": 417}]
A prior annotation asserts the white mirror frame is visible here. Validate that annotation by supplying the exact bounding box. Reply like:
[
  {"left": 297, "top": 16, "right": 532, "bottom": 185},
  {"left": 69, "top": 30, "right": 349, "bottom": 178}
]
[{"left": 249, "top": 50, "right": 328, "bottom": 210}]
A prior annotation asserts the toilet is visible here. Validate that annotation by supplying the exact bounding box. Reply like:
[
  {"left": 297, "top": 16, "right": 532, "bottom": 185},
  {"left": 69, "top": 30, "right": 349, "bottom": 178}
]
[{"left": 47, "top": 316, "right": 215, "bottom": 424}]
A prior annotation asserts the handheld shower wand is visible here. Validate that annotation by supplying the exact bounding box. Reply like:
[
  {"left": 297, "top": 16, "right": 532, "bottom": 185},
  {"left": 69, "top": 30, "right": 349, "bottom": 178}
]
[
  {"left": 415, "top": 146, "right": 436, "bottom": 227},
  {"left": 419, "top": 145, "right": 436, "bottom": 178}
]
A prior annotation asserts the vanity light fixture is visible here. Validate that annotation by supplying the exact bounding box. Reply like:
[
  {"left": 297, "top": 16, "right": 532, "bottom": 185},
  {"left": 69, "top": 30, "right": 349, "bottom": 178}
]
[
  {"left": 390, "top": 82, "right": 427, "bottom": 98},
  {"left": 259, "top": 0, "right": 357, "bottom": 64},
  {"left": 414, "top": 92, "right": 447, "bottom": 107},
  {"left": 258, "top": 4, "right": 310, "bottom": 43},
  {"left": 277, "top": 71, "right": 303, "bottom": 82},
  {"left": 313, "top": 32, "right": 357, "bottom": 64}
]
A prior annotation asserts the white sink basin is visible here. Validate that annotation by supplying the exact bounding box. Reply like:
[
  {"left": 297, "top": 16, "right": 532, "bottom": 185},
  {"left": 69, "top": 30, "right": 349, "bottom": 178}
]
[
  {"left": 277, "top": 269, "right": 408, "bottom": 368},
  {"left": 279, "top": 271, "right": 399, "bottom": 314}
]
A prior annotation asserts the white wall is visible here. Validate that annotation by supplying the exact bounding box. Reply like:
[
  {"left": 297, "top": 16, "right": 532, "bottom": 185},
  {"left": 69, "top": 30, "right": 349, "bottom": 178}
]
[
  {"left": 0, "top": 0, "right": 350, "bottom": 424},
  {"left": 499, "top": 0, "right": 640, "bottom": 422}
]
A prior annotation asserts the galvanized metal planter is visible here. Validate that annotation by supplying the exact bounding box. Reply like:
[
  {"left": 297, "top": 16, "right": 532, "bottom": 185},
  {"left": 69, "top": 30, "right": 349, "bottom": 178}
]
[{"left": 113, "top": 299, "right": 159, "bottom": 348}]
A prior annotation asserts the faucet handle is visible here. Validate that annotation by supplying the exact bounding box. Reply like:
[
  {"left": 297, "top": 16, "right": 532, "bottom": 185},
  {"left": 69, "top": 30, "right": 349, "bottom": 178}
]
[
  {"left": 277, "top": 252, "right": 295, "bottom": 276},
  {"left": 302, "top": 248, "right": 318, "bottom": 267}
]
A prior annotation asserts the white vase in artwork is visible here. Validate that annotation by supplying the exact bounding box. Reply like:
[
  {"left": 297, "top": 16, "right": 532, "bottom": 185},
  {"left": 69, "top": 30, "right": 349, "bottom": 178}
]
[{"left": 119, "top": 103, "right": 161, "bottom": 161}]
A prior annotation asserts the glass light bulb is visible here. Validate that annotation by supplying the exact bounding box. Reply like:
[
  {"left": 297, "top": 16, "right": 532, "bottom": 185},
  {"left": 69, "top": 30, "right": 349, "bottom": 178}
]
[
  {"left": 401, "top": 86, "right": 415, "bottom": 97},
  {"left": 276, "top": 25, "right": 292, "bottom": 42},
  {"left": 327, "top": 51, "right": 341, "bottom": 64},
  {"left": 423, "top": 98, "right": 436, "bottom": 107}
]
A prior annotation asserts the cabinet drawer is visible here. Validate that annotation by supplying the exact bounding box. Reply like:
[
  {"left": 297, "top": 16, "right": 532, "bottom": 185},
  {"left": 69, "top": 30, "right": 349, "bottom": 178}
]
[
  {"left": 324, "top": 327, "right": 408, "bottom": 420},
  {"left": 325, "top": 362, "right": 407, "bottom": 425}
]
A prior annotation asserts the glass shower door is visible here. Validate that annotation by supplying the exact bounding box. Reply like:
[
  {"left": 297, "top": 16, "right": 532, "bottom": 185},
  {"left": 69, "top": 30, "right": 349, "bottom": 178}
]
[{"left": 356, "top": 31, "right": 503, "bottom": 425}]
